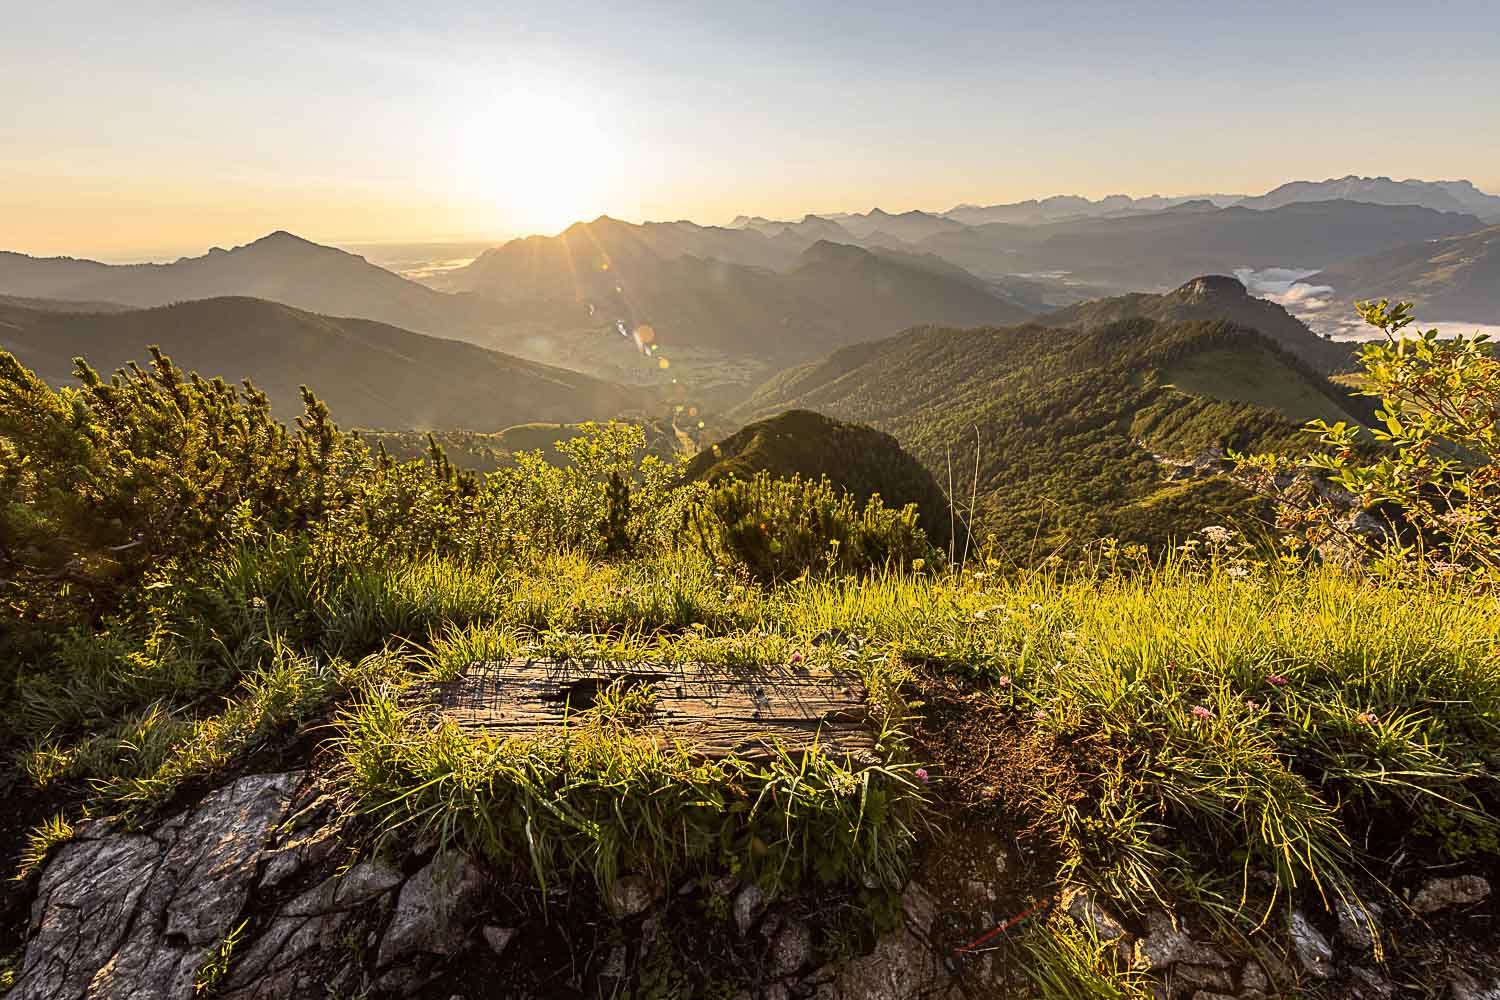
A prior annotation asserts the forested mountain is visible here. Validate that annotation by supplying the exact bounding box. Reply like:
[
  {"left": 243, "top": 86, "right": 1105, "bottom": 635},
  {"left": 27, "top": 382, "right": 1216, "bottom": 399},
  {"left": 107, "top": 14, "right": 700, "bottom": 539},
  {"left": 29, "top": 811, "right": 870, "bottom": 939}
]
[
  {"left": 437, "top": 220, "right": 1033, "bottom": 363},
  {"left": 682, "top": 409, "right": 954, "bottom": 545},
  {"left": 732, "top": 317, "right": 1367, "bottom": 553},
  {"left": 1045, "top": 275, "right": 1355, "bottom": 372},
  {"left": 0, "top": 296, "right": 648, "bottom": 428},
  {"left": 1301, "top": 225, "right": 1500, "bottom": 322}
]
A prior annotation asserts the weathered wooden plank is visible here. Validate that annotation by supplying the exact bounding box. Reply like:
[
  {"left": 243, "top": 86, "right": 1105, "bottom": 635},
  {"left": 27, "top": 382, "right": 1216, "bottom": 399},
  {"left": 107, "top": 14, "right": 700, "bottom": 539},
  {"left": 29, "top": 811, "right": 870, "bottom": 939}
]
[{"left": 424, "top": 659, "right": 877, "bottom": 761}]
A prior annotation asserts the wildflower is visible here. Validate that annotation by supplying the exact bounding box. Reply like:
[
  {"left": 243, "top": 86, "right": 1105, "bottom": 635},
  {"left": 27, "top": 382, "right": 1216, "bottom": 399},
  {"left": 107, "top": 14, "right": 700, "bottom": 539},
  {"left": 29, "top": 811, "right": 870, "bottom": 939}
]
[
  {"left": 972, "top": 571, "right": 988, "bottom": 581},
  {"left": 1191, "top": 705, "right": 1214, "bottom": 720},
  {"left": 1029, "top": 602, "right": 1043, "bottom": 611},
  {"left": 1245, "top": 699, "right": 1260, "bottom": 711},
  {"left": 1225, "top": 565, "right": 1250, "bottom": 579},
  {"left": 1356, "top": 711, "right": 1378, "bottom": 726},
  {"left": 997, "top": 675, "right": 1011, "bottom": 687},
  {"left": 911, "top": 558, "right": 926, "bottom": 572},
  {"left": 914, "top": 767, "right": 930, "bottom": 784},
  {"left": 1429, "top": 561, "right": 1462, "bottom": 579},
  {"left": 788, "top": 651, "right": 805, "bottom": 665},
  {"left": 1201, "top": 525, "right": 1233, "bottom": 544},
  {"left": 1266, "top": 673, "right": 1288, "bottom": 687},
  {"left": 250, "top": 596, "right": 266, "bottom": 611},
  {"left": 1033, "top": 709, "right": 1049, "bottom": 721}
]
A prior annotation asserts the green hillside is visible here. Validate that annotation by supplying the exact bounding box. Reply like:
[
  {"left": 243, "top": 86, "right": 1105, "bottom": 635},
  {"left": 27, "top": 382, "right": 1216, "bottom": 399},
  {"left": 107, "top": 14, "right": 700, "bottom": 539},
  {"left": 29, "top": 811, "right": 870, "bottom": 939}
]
[
  {"left": 734, "top": 317, "right": 1368, "bottom": 555},
  {"left": 682, "top": 409, "right": 955, "bottom": 546}
]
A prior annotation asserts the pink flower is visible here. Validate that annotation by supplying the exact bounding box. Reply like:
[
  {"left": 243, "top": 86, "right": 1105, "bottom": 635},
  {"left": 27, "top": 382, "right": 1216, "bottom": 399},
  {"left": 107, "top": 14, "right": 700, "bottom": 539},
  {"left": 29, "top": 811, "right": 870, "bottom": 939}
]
[
  {"left": 1356, "top": 711, "right": 1378, "bottom": 726},
  {"left": 997, "top": 675, "right": 1011, "bottom": 688},
  {"left": 1033, "top": 709, "right": 1049, "bottom": 721},
  {"left": 1191, "top": 705, "right": 1214, "bottom": 720},
  {"left": 914, "top": 767, "right": 929, "bottom": 783},
  {"left": 788, "top": 651, "right": 805, "bottom": 665},
  {"left": 1245, "top": 699, "right": 1261, "bottom": 711},
  {"left": 1267, "top": 674, "right": 1288, "bottom": 688}
]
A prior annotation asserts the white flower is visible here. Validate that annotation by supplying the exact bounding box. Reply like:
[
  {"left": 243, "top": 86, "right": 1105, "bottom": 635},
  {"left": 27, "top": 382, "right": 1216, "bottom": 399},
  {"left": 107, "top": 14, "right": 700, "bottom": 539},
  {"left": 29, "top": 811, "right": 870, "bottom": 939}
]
[{"left": 1200, "top": 525, "right": 1233, "bottom": 544}]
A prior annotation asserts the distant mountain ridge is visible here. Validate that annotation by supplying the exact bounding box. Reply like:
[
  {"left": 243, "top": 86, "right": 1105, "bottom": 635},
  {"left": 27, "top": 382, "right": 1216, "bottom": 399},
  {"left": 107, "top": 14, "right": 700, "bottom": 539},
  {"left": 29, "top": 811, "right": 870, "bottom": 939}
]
[
  {"left": 0, "top": 232, "right": 500, "bottom": 338},
  {"left": 1237, "top": 176, "right": 1500, "bottom": 220},
  {"left": 437, "top": 217, "right": 1033, "bottom": 363},
  {"left": 0, "top": 296, "right": 648, "bottom": 429},
  {"left": 1044, "top": 275, "right": 1355, "bottom": 372},
  {"left": 1300, "top": 225, "right": 1500, "bottom": 322}
]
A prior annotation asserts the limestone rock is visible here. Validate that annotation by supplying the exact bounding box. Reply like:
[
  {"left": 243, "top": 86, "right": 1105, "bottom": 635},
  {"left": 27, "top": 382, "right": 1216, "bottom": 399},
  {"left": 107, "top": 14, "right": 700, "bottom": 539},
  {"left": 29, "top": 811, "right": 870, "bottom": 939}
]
[
  {"left": 482, "top": 925, "right": 517, "bottom": 956},
  {"left": 607, "top": 873, "right": 664, "bottom": 919},
  {"left": 1132, "top": 910, "right": 1229, "bottom": 971},
  {"left": 1348, "top": 965, "right": 1394, "bottom": 999},
  {"left": 224, "top": 858, "right": 403, "bottom": 999},
  {"left": 1287, "top": 911, "right": 1333, "bottom": 979},
  {"left": 258, "top": 821, "right": 340, "bottom": 891},
  {"left": 377, "top": 850, "right": 488, "bottom": 966},
  {"left": 815, "top": 926, "right": 944, "bottom": 1000},
  {"left": 1174, "top": 962, "right": 1234, "bottom": 993},
  {"left": 771, "top": 918, "right": 813, "bottom": 977},
  {"left": 1412, "top": 875, "right": 1490, "bottom": 914},
  {"left": 1062, "top": 886, "right": 1128, "bottom": 943},
  {"left": 1334, "top": 898, "right": 1380, "bottom": 953},
  {"left": 10, "top": 771, "right": 302, "bottom": 1000},
  {"left": 735, "top": 884, "right": 768, "bottom": 935}
]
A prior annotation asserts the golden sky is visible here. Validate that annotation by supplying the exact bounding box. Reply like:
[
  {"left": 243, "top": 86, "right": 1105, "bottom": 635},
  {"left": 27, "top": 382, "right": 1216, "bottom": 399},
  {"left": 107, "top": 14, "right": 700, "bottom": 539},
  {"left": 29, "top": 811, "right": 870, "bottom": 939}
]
[{"left": 5, "top": 2, "right": 1498, "bottom": 260}]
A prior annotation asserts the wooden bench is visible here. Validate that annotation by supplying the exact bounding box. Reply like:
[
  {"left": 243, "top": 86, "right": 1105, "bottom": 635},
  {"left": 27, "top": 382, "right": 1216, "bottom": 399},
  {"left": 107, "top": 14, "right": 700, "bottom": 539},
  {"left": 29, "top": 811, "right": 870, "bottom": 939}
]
[{"left": 425, "top": 659, "right": 877, "bottom": 762}]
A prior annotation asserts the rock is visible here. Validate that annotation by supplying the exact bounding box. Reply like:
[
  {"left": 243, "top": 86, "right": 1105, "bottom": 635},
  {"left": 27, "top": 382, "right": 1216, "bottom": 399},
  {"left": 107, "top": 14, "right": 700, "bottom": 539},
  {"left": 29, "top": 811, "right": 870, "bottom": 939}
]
[
  {"left": 1186, "top": 993, "right": 1237, "bottom": 1000},
  {"left": 1238, "top": 960, "right": 1270, "bottom": 993},
  {"left": 900, "top": 881, "right": 938, "bottom": 936},
  {"left": 771, "top": 918, "right": 813, "bottom": 977},
  {"left": 224, "top": 859, "right": 403, "bottom": 998},
  {"left": 482, "top": 926, "right": 517, "bottom": 956},
  {"left": 258, "top": 822, "right": 340, "bottom": 891},
  {"left": 1348, "top": 965, "right": 1394, "bottom": 999},
  {"left": 1287, "top": 911, "right": 1333, "bottom": 979},
  {"left": 1174, "top": 963, "right": 1234, "bottom": 992},
  {"left": 1334, "top": 898, "right": 1380, "bottom": 953},
  {"left": 601, "top": 944, "right": 628, "bottom": 979},
  {"left": 1132, "top": 910, "right": 1230, "bottom": 971},
  {"left": 1411, "top": 875, "right": 1490, "bottom": 914},
  {"left": 815, "top": 926, "right": 944, "bottom": 1000},
  {"left": 377, "top": 851, "right": 488, "bottom": 966},
  {"left": 1449, "top": 969, "right": 1500, "bottom": 1000},
  {"left": 1062, "top": 886, "right": 1128, "bottom": 943},
  {"left": 606, "top": 873, "right": 662, "bottom": 919},
  {"left": 761, "top": 986, "right": 791, "bottom": 1000},
  {"left": 710, "top": 874, "right": 741, "bottom": 897},
  {"left": 734, "top": 884, "right": 768, "bottom": 935},
  {"left": 9, "top": 771, "right": 302, "bottom": 1000}
]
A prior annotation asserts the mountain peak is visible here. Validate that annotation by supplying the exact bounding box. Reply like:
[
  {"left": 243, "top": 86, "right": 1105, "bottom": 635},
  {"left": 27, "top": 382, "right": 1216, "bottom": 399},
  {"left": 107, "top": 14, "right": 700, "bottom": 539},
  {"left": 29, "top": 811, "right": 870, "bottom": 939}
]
[{"left": 1172, "top": 275, "right": 1248, "bottom": 300}]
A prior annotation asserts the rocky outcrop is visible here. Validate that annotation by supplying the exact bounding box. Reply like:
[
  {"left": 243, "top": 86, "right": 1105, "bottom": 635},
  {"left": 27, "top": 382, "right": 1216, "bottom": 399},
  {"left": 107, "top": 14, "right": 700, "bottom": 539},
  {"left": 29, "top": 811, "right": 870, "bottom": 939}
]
[{"left": 10, "top": 772, "right": 303, "bottom": 1000}]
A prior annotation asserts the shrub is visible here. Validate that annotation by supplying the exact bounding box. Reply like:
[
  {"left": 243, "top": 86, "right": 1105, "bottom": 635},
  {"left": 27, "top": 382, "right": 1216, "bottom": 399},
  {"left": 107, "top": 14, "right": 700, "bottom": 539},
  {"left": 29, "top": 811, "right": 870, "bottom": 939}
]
[
  {"left": 681, "top": 472, "right": 932, "bottom": 582},
  {"left": 1236, "top": 300, "right": 1499, "bottom": 574}
]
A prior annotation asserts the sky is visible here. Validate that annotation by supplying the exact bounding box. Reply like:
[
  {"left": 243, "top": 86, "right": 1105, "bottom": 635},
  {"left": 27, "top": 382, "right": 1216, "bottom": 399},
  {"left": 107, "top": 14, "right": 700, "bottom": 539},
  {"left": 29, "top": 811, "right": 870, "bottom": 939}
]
[{"left": 4, "top": 0, "right": 1499, "bottom": 259}]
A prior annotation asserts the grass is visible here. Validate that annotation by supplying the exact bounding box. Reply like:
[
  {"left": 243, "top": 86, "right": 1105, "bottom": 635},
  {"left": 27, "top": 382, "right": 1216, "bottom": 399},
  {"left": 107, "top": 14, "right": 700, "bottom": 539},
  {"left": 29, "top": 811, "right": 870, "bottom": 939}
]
[{"left": 4, "top": 530, "right": 1498, "bottom": 991}]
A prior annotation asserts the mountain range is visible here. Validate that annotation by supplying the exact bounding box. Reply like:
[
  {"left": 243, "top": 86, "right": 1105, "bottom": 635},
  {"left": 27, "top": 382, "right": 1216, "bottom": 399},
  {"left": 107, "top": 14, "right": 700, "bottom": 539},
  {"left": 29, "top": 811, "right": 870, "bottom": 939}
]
[
  {"left": 0, "top": 296, "right": 646, "bottom": 429},
  {"left": 1298, "top": 225, "right": 1500, "bottom": 323},
  {"left": 1237, "top": 176, "right": 1500, "bottom": 221}
]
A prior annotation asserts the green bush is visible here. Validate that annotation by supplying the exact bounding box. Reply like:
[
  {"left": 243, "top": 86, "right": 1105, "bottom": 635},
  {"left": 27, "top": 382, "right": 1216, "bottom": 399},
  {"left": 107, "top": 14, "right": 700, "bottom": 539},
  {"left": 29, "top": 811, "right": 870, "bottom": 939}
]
[{"left": 682, "top": 472, "right": 932, "bottom": 582}]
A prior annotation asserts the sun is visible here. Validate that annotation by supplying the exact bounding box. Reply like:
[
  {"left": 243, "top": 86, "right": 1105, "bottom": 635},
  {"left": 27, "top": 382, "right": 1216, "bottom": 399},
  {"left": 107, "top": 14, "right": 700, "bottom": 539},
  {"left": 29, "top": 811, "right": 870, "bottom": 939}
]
[{"left": 453, "top": 88, "right": 617, "bottom": 235}]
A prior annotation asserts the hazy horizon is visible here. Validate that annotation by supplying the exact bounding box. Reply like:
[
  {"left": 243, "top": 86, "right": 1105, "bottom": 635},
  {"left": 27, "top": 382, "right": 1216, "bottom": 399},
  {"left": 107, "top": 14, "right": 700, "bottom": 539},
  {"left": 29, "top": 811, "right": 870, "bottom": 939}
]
[{"left": 7, "top": 0, "right": 1500, "bottom": 259}]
